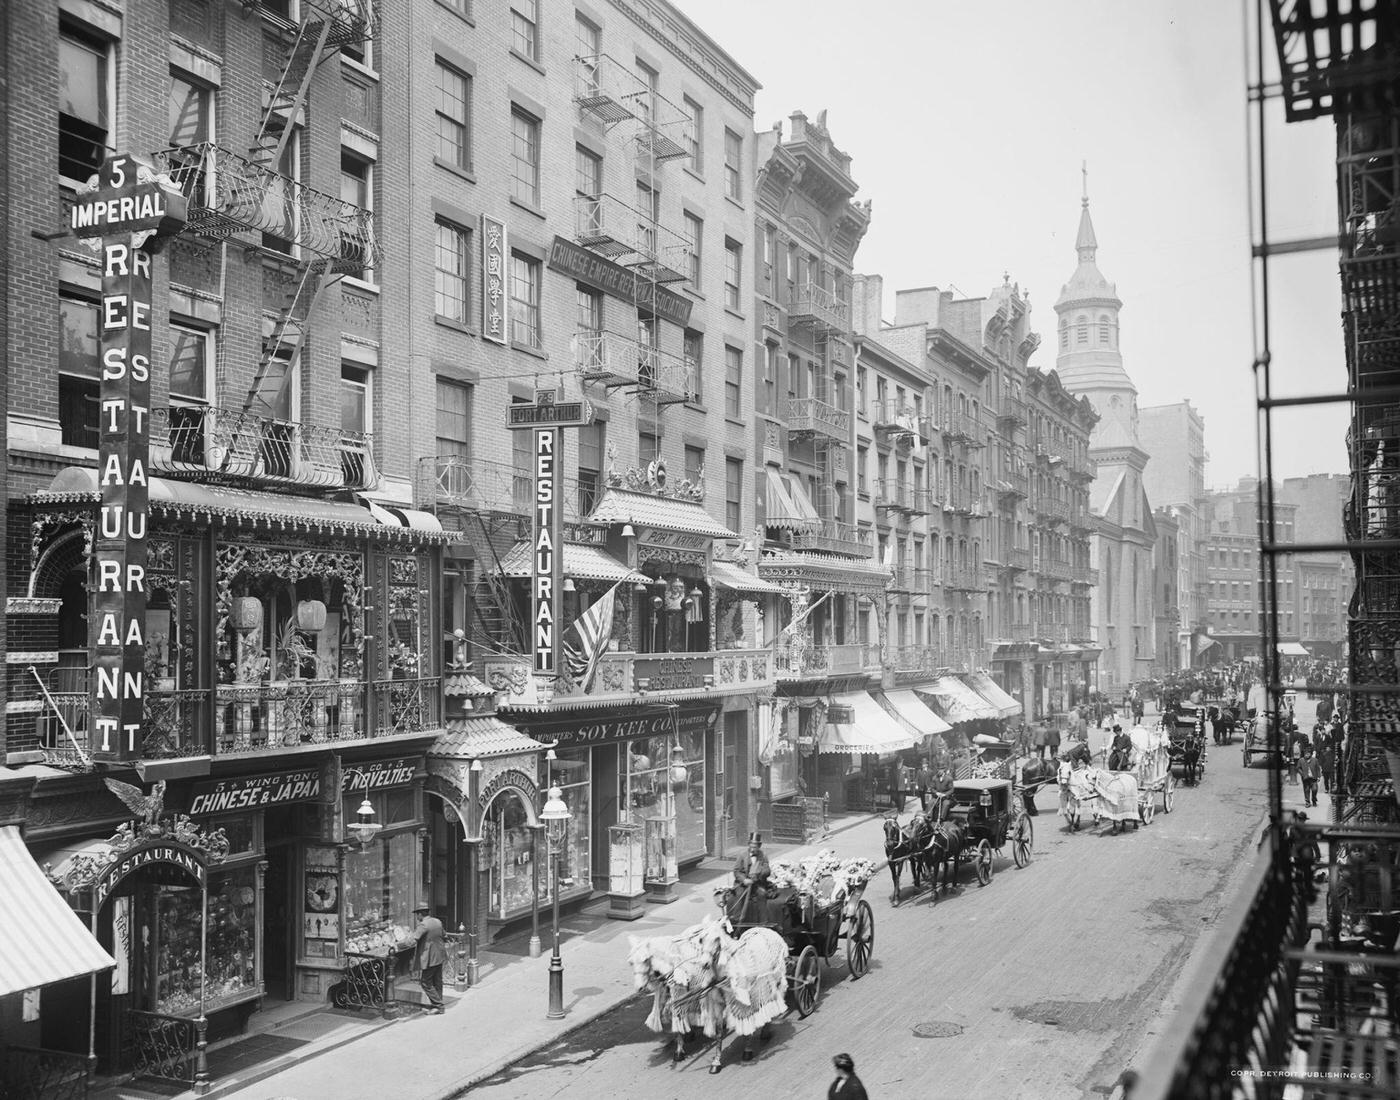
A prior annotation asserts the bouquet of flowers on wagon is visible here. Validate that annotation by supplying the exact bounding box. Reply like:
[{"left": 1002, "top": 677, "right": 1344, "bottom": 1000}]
[{"left": 769, "top": 850, "right": 880, "bottom": 905}]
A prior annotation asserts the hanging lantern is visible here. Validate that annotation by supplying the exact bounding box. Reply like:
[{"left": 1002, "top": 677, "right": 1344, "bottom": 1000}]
[
  {"left": 669, "top": 747, "right": 688, "bottom": 790},
  {"left": 232, "top": 598, "right": 263, "bottom": 633},
  {"left": 296, "top": 599, "right": 328, "bottom": 632}
]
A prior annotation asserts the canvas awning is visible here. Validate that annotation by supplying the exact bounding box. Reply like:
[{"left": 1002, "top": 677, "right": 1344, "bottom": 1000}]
[
  {"left": 821, "top": 692, "right": 916, "bottom": 755},
  {"left": 34, "top": 467, "right": 445, "bottom": 542},
  {"left": 764, "top": 469, "right": 822, "bottom": 532},
  {"left": 709, "top": 560, "right": 783, "bottom": 595},
  {"left": 918, "top": 677, "right": 1000, "bottom": 724},
  {"left": 497, "top": 541, "right": 648, "bottom": 584},
  {"left": 587, "top": 488, "right": 737, "bottom": 538},
  {"left": 0, "top": 827, "right": 115, "bottom": 997},
  {"left": 1277, "top": 642, "right": 1310, "bottom": 657},
  {"left": 961, "top": 672, "right": 1022, "bottom": 719},
  {"left": 876, "top": 689, "right": 954, "bottom": 736}
]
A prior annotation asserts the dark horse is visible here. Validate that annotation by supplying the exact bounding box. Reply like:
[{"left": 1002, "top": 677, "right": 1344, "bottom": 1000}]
[
  {"left": 1178, "top": 728, "right": 1205, "bottom": 785},
  {"left": 883, "top": 812, "right": 930, "bottom": 906},
  {"left": 922, "top": 819, "right": 968, "bottom": 902}
]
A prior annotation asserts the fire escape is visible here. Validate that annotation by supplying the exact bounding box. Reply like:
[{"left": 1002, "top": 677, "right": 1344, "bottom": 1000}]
[
  {"left": 572, "top": 54, "right": 695, "bottom": 406},
  {"left": 151, "top": 0, "right": 378, "bottom": 492},
  {"left": 1134, "top": 4, "right": 1400, "bottom": 1097}
]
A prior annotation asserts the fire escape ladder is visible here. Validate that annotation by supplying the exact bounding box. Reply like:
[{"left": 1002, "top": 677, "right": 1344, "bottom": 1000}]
[
  {"left": 242, "top": 257, "right": 337, "bottom": 416},
  {"left": 253, "top": 13, "right": 335, "bottom": 169},
  {"left": 461, "top": 514, "right": 527, "bottom": 658}
]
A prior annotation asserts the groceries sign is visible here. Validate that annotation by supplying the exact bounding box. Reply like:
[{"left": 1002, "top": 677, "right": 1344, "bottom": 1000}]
[{"left": 71, "top": 155, "right": 188, "bottom": 760}]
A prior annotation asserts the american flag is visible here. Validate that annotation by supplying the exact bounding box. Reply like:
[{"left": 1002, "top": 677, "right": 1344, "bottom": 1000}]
[{"left": 564, "top": 581, "right": 620, "bottom": 693}]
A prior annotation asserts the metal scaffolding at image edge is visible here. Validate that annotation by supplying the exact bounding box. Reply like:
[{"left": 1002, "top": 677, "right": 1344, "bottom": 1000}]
[{"left": 1130, "top": 2, "right": 1400, "bottom": 1098}]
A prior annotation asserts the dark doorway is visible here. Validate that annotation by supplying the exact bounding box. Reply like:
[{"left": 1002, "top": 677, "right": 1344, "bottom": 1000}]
[{"left": 263, "top": 843, "right": 293, "bottom": 1000}]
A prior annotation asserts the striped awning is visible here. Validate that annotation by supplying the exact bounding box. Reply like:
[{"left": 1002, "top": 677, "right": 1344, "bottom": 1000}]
[
  {"left": 962, "top": 672, "right": 1022, "bottom": 719},
  {"left": 821, "top": 692, "right": 916, "bottom": 755},
  {"left": 876, "top": 689, "right": 954, "bottom": 736},
  {"left": 0, "top": 827, "right": 115, "bottom": 997},
  {"left": 919, "top": 677, "right": 999, "bottom": 724},
  {"left": 709, "top": 560, "right": 783, "bottom": 595},
  {"left": 764, "top": 469, "right": 822, "bottom": 532},
  {"left": 497, "top": 542, "right": 649, "bottom": 584}
]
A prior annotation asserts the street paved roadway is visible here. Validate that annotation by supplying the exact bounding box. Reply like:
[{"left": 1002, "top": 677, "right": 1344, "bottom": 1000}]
[{"left": 463, "top": 702, "right": 1320, "bottom": 1100}]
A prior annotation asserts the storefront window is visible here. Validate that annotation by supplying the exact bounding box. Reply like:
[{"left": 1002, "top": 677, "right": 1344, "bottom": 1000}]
[
  {"left": 481, "top": 792, "right": 537, "bottom": 918},
  {"left": 343, "top": 831, "right": 416, "bottom": 954},
  {"left": 673, "top": 726, "right": 706, "bottom": 864},
  {"left": 150, "top": 867, "right": 258, "bottom": 1015},
  {"left": 625, "top": 730, "right": 707, "bottom": 882},
  {"left": 209, "top": 814, "right": 255, "bottom": 856},
  {"left": 550, "top": 749, "right": 591, "bottom": 894}
]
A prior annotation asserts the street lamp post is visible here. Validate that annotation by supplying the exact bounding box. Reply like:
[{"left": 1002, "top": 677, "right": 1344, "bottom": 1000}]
[{"left": 540, "top": 785, "right": 571, "bottom": 1019}]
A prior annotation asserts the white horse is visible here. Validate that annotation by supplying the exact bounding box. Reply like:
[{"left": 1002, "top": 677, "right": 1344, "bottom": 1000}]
[{"left": 1063, "top": 766, "right": 1142, "bottom": 833}]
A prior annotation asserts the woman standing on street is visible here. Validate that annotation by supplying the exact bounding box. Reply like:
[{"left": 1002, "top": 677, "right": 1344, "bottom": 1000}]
[{"left": 827, "top": 1053, "right": 869, "bottom": 1100}]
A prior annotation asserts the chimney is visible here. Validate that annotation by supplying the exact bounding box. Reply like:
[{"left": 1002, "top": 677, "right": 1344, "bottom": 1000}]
[{"left": 852, "top": 273, "right": 883, "bottom": 335}]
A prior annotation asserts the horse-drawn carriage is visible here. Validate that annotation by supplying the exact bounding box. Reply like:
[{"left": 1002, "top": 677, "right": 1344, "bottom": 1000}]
[
  {"left": 1201, "top": 697, "right": 1244, "bottom": 745},
  {"left": 1167, "top": 709, "right": 1206, "bottom": 784},
  {"left": 1241, "top": 709, "right": 1278, "bottom": 768},
  {"left": 628, "top": 855, "right": 876, "bottom": 1073}
]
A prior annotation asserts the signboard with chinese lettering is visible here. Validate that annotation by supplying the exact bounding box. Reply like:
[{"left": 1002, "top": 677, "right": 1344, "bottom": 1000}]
[
  {"left": 533, "top": 428, "right": 562, "bottom": 674},
  {"left": 482, "top": 214, "right": 507, "bottom": 344},
  {"left": 546, "top": 236, "right": 693, "bottom": 326},
  {"left": 71, "top": 154, "right": 188, "bottom": 760}
]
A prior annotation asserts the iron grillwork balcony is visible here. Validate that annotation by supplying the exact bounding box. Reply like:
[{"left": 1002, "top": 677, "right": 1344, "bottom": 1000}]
[
  {"left": 941, "top": 416, "right": 984, "bottom": 448},
  {"left": 788, "top": 282, "right": 850, "bottom": 333},
  {"left": 787, "top": 395, "right": 851, "bottom": 442},
  {"left": 889, "top": 566, "right": 915, "bottom": 592},
  {"left": 905, "top": 489, "right": 934, "bottom": 515},
  {"left": 414, "top": 455, "right": 584, "bottom": 522},
  {"left": 1007, "top": 623, "right": 1033, "bottom": 643},
  {"left": 1072, "top": 565, "right": 1099, "bottom": 586},
  {"left": 1265, "top": 0, "right": 1399, "bottom": 122},
  {"left": 788, "top": 520, "right": 872, "bottom": 557},
  {"left": 1068, "top": 453, "right": 1097, "bottom": 482},
  {"left": 150, "top": 405, "right": 376, "bottom": 491},
  {"left": 944, "top": 490, "right": 974, "bottom": 517},
  {"left": 912, "top": 567, "right": 937, "bottom": 593},
  {"left": 875, "top": 479, "right": 912, "bottom": 512},
  {"left": 576, "top": 331, "right": 694, "bottom": 404},
  {"left": 573, "top": 193, "right": 692, "bottom": 282},
  {"left": 1007, "top": 548, "right": 1032, "bottom": 573},
  {"left": 1047, "top": 499, "right": 1070, "bottom": 525},
  {"left": 997, "top": 395, "right": 1028, "bottom": 426},
  {"left": 1037, "top": 623, "right": 1070, "bottom": 643},
  {"left": 893, "top": 645, "right": 941, "bottom": 673},
  {"left": 945, "top": 566, "right": 983, "bottom": 592},
  {"left": 153, "top": 143, "right": 376, "bottom": 272},
  {"left": 572, "top": 53, "right": 648, "bottom": 124},
  {"left": 998, "top": 473, "right": 1030, "bottom": 501},
  {"left": 872, "top": 399, "right": 918, "bottom": 431},
  {"left": 1043, "top": 559, "right": 1073, "bottom": 583}
]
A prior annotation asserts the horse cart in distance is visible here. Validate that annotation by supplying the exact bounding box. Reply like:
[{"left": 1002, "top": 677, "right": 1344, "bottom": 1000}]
[
  {"left": 1242, "top": 709, "right": 1279, "bottom": 768},
  {"left": 945, "top": 778, "right": 1034, "bottom": 887},
  {"left": 1168, "top": 711, "right": 1206, "bottom": 785}
]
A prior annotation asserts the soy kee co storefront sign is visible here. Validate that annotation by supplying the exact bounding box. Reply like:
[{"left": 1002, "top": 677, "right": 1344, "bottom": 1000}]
[
  {"left": 70, "top": 154, "right": 188, "bottom": 760},
  {"left": 523, "top": 704, "right": 719, "bottom": 748},
  {"left": 186, "top": 758, "right": 418, "bottom": 816}
]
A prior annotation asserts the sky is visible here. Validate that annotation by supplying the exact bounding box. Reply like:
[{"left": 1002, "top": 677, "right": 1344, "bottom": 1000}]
[{"left": 673, "top": 0, "right": 1350, "bottom": 490}]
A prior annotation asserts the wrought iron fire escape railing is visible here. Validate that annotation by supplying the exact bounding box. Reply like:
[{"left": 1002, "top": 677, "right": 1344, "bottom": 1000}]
[{"left": 1131, "top": 4, "right": 1400, "bottom": 1098}]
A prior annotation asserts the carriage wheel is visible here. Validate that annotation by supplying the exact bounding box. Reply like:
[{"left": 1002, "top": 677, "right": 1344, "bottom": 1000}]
[
  {"left": 975, "top": 840, "right": 993, "bottom": 886},
  {"left": 845, "top": 901, "right": 874, "bottom": 979},
  {"left": 1012, "top": 815, "right": 1033, "bottom": 868},
  {"left": 790, "top": 946, "right": 821, "bottom": 1018},
  {"left": 1162, "top": 774, "right": 1175, "bottom": 813},
  {"left": 1140, "top": 797, "right": 1155, "bottom": 826}
]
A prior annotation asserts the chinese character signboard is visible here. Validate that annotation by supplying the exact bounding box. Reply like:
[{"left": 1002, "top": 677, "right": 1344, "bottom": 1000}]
[
  {"left": 70, "top": 154, "right": 187, "bottom": 760},
  {"left": 482, "top": 214, "right": 507, "bottom": 345}
]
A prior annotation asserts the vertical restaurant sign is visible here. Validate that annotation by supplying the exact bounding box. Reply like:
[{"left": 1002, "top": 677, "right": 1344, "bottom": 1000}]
[
  {"left": 533, "top": 427, "right": 562, "bottom": 674},
  {"left": 70, "top": 155, "right": 187, "bottom": 760},
  {"left": 482, "top": 214, "right": 507, "bottom": 345}
]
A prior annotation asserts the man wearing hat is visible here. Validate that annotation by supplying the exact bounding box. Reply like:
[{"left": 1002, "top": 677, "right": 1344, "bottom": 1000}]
[
  {"left": 732, "top": 833, "right": 773, "bottom": 924},
  {"left": 827, "top": 1052, "right": 869, "bottom": 1099},
  {"left": 412, "top": 903, "right": 447, "bottom": 1014}
]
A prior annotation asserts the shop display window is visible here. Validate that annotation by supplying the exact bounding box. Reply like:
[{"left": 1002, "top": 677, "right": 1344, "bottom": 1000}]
[
  {"left": 544, "top": 759, "right": 591, "bottom": 901},
  {"left": 481, "top": 792, "right": 536, "bottom": 918},
  {"left": 625, "top": 730, "right": 707, "bottom": 882},
  {"left": 343, "top": 831, "right": 416, "bottom": 954},
  {"left": 341, "top": 787, "right": 415, "bottom": 835},
  {"left": 209, "top": 814, "right": 256, "bottom": 856},
  {"left": 148, "top": 867, "right": 258, "bottom": 1016}
]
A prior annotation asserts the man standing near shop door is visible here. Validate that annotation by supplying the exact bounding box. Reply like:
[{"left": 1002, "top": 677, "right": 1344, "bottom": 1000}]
[{"left": 412, "top": 903, "right": 447, "bottom": 1014}]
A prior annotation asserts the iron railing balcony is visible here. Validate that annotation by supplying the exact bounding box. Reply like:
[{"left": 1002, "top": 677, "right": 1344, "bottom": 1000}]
[
  {"left": 576, "top": 331, "right": 694, "bottom": 403},
  {"left": 941, "top": 415, "right": 984, "bottom": 447},
  {"left": 872, "top": 398, "right": 918, "bottom": 431},
  {"left": 1036, "top": 623, "right": 1070, "bottom": 643},
  {"left": 150, "top": 405, "right": 376, "bottom": 491},
  {"left": 875, "top": 479, "right": 911, "bottom": 512},
  {"left": 944, "top": 489, "right": 974, "bottom": 517},
  {"left": 789, "top": 282, "right": 850, "bottom": 333},
  {"left": 998, "top": 473, "right": 1029, "bottom": 501},
  {"left": 1068, "top": 453, "right": 1097, "bottom": 482},
  {"left": 258, "top": 0, "right": 376, "bottom": 42},
  {"left": 573, "top": 193, "right": 692, "bottom": 282},
  {"left": 1072, "top": 565, "right": 1099, "bottom": 586},
  {"left": 945, "top": 566, "right": 983, "bottom": 592},
  {"left": 1006, "top": 548, "right": 1031, "bottom": 572},
  {"left": 893, "top": 644, "right": 942, "bottom": 673},
  {"left": 906, "top": 489, "right": 934, "bottom": 515},
  {"left": 912, "top": 567, "right": 937, "bottom": 593},
  {"left": 1043, "top": 559, "right": 1073, "bottom": 582},
  {"left": 153, "top": 142, "right": 375, "bottom": 271},
  {"left": 1266, "top": 0, "right": 1397, "bottom": 122},
  {"left": 1008, "top": 623, "right": 1033, "bottom": 643},
  {"left": 1047, "top": 499, "right": 1070, "bottom": 524},
  {"left": 414, "top": 455, "right": 585, "bottom": 522},
  {"left": 889, "top": 566, "right": 915, "bottom": 592},
  {"left": 996, "top": 395, "right": 1028, "bottom": 426},
  {"left": 775, "top": 641, "right": 878, "bottom": 679},
  {"left": 788, "top": 520, "right": 872, "bottom": 557},
  {"left": 787, "top": 395, "right": 851, "bottom": 442},
  {"left": 572, "top": 52, "right": 648, "bottom": 124}
]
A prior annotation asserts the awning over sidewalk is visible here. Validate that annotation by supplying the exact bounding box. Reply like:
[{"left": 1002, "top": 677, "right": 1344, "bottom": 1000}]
[
  {"left": 0, "top": 827, "right": 115, "bottom": 997},
  {"left": 821, "top": 692, "right": 916, "bottom": 755},
  {"left": 875, "top": 689, "right": 954, "bottom": 736},
  {"left": 961, "top": 672, "right": 1022, "bottom": 719},
  {"left": 918, "top": 677, "right": 999, "bottom": 724},
  {"left": 709, "top": 560, "right": 784, "bottom": 595},
  {"left": 1277, "top": 642, "right": 1310, "bottom": 657},
  {"left": 497, "top": 541, "right": 649, "bottom": 584},
  {"left": 764, "top": 469, "right": 821, "bottom": 531}
]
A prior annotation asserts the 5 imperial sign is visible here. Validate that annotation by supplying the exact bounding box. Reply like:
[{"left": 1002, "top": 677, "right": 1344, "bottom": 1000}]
[{"left": 71, "top": 155, "right": 188, "bottom": 761}]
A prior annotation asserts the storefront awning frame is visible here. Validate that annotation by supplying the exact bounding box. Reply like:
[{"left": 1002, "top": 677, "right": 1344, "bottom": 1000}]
[
  {"left": 497, "top": 541, "right": 649, "bottom": 584},
  {"left": 919, "top": 676, "right": 1000, "bottom": 724},
  {"left": 876, "top": 689, "right": 954, "bottom": 736},
  {"left": 821, "top": 691, "right": 916, "bottom": 755},
  {"left": 0, "top": 826, "right": 116, "bottom": 997},
  {"left": 961, "top": 672, "right": 1023, "bottom": 719},
  {"left": 709, "top": 560, "right": 784, "bottom": 595}
]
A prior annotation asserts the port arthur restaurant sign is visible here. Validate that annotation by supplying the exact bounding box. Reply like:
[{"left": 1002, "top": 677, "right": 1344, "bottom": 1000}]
[{"left": 70, "top": 154, "right": 188, "bottom": 760}]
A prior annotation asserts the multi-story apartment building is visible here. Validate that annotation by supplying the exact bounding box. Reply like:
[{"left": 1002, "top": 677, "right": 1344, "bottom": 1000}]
[
  {"left": 1279, "top": 472, "right": 1352, "bottom": 657},
  {"left": 0, "top": 0, "right": 787, "bottom": 1074},
  {"left": 1152, "top": 507, "right": 1182, "bottom": 671},
  {"left": 1201, "top": 483, "right": 1302, "bottom": 660},
  {"left": 1140, "top": 401, "right": 1209, "bottom": 668}
]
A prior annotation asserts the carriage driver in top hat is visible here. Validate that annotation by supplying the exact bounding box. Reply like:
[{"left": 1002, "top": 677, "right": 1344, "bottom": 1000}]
[{"left": 731, "top": 833, "right": 774, "bottom": 924}]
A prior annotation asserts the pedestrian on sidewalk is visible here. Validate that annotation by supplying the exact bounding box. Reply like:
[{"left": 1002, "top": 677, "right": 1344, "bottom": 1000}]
[
  {"left": 412, "top": 903, "right": 447, "bottom": 1014},
  {"left": 915, "top": 758, "right": 933, "bottom": 812},
  {"left": 1045, "top": 720, "right": 1061, "bottom": 761},
  {"left": 827, "top": 1053, "right": 869, "bottom": 1100},
  {"left": 1299, "top": 742, "right": 1321, "bottom": 808}
]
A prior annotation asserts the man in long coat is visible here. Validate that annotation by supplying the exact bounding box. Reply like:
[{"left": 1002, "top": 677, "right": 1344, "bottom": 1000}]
[
  {"left": 412, "top": 903, "right": 447, "bottom": 1013},
  {"left": 731, "top": 834, "right": 773, "bottom": 924}
]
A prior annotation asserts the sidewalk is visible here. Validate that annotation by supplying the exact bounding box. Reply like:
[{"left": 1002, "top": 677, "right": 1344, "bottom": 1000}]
[{"left": 98, "top": 810, "right": 891, "bottom": 1100}]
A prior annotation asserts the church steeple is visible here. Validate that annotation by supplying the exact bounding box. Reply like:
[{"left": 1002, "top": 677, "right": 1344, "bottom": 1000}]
[{"left": 1076, "top": 162, "right": 1098, "bottom": 263}]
